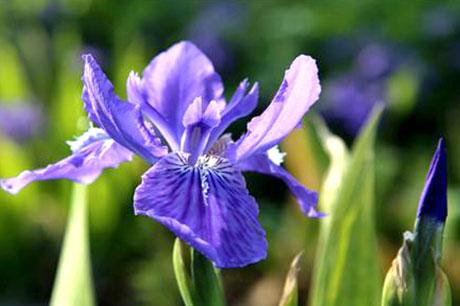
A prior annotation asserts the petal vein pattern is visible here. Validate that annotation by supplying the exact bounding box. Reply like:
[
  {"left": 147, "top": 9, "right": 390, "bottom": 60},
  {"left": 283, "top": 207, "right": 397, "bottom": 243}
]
[
  {"left": 231, "top": 55, "right": 320, "bottom": 162},
  {"left": 82, "top": 54, "right": 167, "bottom": 163},
  {"left": 134, "top": 153, "right": 267, "bottom": 268},
  {"left": 135, "top": 41, "right": 224, "bottom": 144}
]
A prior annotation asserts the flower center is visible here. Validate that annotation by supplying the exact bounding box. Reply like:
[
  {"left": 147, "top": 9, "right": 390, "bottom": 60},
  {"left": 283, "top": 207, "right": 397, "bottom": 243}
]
[{"left": 180, "top": 96, "right": 223, "bottom": 164}]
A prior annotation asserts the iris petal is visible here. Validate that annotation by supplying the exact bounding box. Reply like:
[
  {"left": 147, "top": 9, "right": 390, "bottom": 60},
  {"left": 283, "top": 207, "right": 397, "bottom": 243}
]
[
  {"left": 134, "top": 41, "right": 224, "bottom": 144},
  {"left": 126, "top": 71, "right": 179, "bottom": 150},
  {"left": 82, "top": 54, "right": 167, "bottom": 163},
  {"left": 126, "top": 71, "right": 145, "bottom": 106},
  {"left": 207, "top": 80, "right": 259, "bottom": 149},
  {"left": 181, "top": 97, "right": 223, "bottom": 163},
  {"left": 230, "top": 55, "right": 320, "bottom": 162},
  {"left": 0, "top": 129, "right": 133, "bottom": 194},
  {"left": 239, "top": 153, "right": 324, "bottom": 218},
  {"left": 133, "top": 153, "right": 267, "bottom": 268}
]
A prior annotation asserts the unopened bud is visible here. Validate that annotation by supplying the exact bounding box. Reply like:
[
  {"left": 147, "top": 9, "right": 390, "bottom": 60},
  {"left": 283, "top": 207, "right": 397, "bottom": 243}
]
[{"left": 381, "top": 139, "right": 451, "bottom": 306}]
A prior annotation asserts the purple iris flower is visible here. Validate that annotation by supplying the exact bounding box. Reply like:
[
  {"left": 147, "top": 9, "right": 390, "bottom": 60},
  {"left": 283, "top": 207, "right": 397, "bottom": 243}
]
[
  {"left": 416, "top": 138, "right": 447, "bottom": 223},
  {"left": 320, "top": 43, "right": 395, "bottom": 136},
  {"left": 0, "top": 41, "right": 322, "bottom": 268}
]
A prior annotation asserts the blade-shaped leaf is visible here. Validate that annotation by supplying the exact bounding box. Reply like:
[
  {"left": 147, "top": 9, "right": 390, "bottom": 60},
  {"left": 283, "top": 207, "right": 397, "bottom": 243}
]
[
  {"left": 309, "top": 106, "right": 383, "bottom": 306},
  {"left": 278, "top": 253, "right": 303, "bottom": 306},
  {"left": 50, "top": 184, "right": 96, "bottom": 306}
]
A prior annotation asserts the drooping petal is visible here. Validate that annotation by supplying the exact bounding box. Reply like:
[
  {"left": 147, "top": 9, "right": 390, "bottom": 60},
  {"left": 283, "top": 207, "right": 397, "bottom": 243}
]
[
  {"left": 134, "top": 153, "right": 267, "bottom": 268},
  {"left": 82, "top": 54, "right": 168, "bottom": 163},
  {"left": 238, "top": 152, "right": 323, "bottom": 218},
  {"left": 229, "top": 55, "right": 320, "bottom": 162},
  {"left": 207, "top": 80, "right": 259, "bottom": 149},
  {"left": 417, "top": 138, "right": 448, "bottom": 223},
  {"left": 136, "top": 41, "right": 224, "bottom": 143},
  {"left": 0, "top": 128, "right": 133, "bottom": 194}
]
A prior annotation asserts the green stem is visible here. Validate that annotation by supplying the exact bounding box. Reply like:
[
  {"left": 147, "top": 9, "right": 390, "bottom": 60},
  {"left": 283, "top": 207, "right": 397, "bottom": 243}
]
[
  {"left": 190, "top": 248, "right": 225, "bottom": 306},
  {"left": 172, "top": 239, "right": 225, "bottom": 306}
]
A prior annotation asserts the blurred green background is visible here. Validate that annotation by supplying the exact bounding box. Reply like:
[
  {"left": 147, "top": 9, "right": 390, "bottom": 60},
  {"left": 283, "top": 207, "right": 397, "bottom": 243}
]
[{"left": 0, "top": 0, "right": 459, "bottom": 305}]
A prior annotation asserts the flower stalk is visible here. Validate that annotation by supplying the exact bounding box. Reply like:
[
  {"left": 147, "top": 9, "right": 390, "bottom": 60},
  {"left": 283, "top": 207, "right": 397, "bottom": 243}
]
[{"left": 172, "top": 239, "right": 225, "bottom": 306}]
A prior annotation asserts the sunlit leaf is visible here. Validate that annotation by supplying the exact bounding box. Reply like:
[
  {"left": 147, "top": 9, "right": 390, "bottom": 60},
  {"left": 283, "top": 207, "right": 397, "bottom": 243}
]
[
  {"left": 278, "top": 253, "right": 303, "bottom": 306},
  {"left": 49, "top": 184, "right": 96, "bottom": 306},
  {"left": 282, "top": 116, "right": 323, "bottom": 190},
  {"left": 310, "top": 115, "right": 350, "bottom": 215},
  {"left": 309, "top": 105, "right": 383, "bottom": 306}
]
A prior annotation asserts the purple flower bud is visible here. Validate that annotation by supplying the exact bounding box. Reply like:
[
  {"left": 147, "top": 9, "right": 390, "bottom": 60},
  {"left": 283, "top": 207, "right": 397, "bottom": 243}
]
[{"left": 417, "top": 138, "right": 448, "bottom": 223}]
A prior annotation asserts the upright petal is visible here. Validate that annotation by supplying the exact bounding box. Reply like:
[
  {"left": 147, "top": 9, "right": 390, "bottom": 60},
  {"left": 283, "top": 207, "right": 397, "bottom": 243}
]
[
  {"left": 127, "top": 71, "right": 180, "bottom": 150},
  {"left": 180, "top": 98, "right": 223, "bottom": 164},
  {"left": 238, "top": 152, "right": 323, "bottom": 218},
  {"left": 0, "top": 128, "right": 133, "bottom": 194},
  {"left": 137, "top": 41, "right": 224, "bottom": 143},
  {"left": 82, "top": 54, "right": 168, "bottom": 163},
  {"left": 207, "top": 80, "right": 259, "bottom": 149},
  {"left": 417, "top": 138, "right": 448, "bottom": 222},
  {"left": 230, "top": 55, "right": 320, "bottom": 162},
  {"left": 134, "top": 153, "right": 267, "bottom": 268},
  {"left": 126, "top": 71, "right": 145, "bottom": 106}
]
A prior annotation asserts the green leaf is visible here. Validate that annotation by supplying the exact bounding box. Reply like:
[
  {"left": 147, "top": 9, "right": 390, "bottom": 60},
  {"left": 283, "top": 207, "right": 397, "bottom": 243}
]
[
  {"left": 309, "top": 105, "right": 383, "bottom": 306},
  {"left": 172, "top": 239, "right": 196, "bottom": 306},
  {"left": 50, "top": 184, "right": 96, "bottom": 306},
  {"left": 278, "top": 253, "right": 303, "bottom": 306},
  {"left": 172, "top": 239, "right": 225, "bottom": 306},
  {"left": 380, "top": 235, "right": 453, "bottom": 306},
  {"left": 309, "top": 115, "right": 350, "bottom": 214}
]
